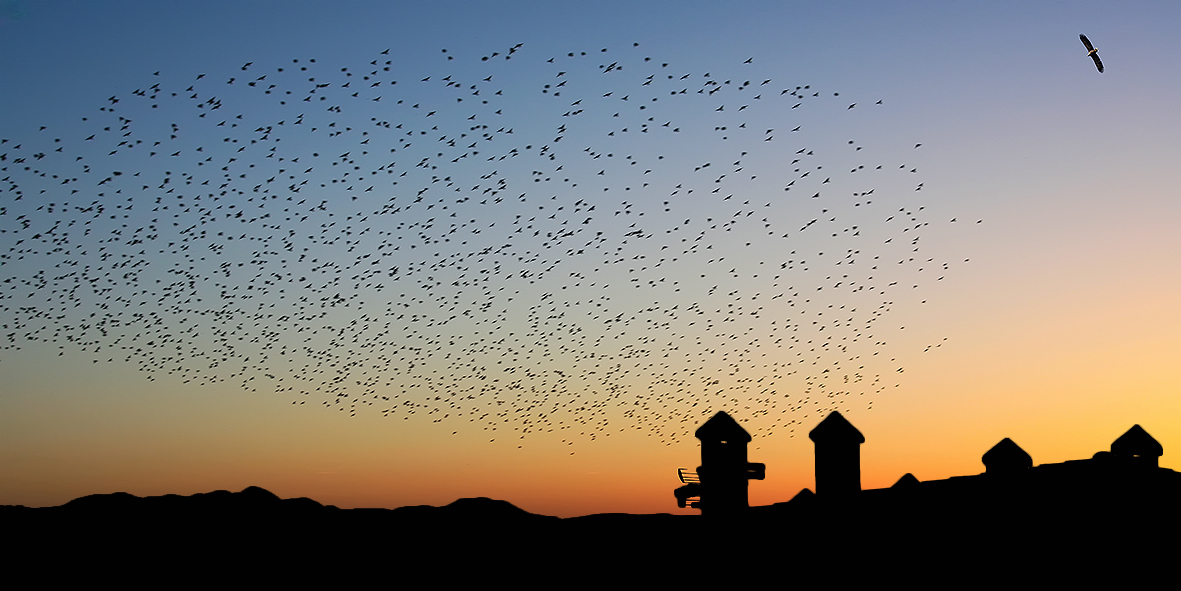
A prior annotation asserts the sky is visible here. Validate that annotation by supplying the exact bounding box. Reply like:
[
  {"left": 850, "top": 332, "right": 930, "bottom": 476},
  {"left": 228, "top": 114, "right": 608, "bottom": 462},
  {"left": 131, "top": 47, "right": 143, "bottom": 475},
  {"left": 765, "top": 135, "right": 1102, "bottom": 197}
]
[{"left": 2, "top": 1, "right": 1180, "bottom": 517}]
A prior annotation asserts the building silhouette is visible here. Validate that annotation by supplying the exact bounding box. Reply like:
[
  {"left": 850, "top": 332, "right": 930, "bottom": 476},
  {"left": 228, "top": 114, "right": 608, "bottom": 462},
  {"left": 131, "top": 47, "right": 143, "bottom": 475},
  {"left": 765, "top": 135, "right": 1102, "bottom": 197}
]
[
  {"left": 674, "top": 411, "right": 765, "bottom": 515},
  {"left": 808, "top": 411, "right": 864, "bottom": 498},
  {"left": 676, "top": 410, "right": 1181, "bottom": 523}
]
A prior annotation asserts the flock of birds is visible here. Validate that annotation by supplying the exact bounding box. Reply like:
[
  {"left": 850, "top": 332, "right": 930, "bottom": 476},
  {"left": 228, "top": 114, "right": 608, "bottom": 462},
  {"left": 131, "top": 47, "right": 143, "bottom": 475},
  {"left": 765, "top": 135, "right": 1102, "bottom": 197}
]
[{"left": 0, "top": 42, "right": 969, "bottom": 448}]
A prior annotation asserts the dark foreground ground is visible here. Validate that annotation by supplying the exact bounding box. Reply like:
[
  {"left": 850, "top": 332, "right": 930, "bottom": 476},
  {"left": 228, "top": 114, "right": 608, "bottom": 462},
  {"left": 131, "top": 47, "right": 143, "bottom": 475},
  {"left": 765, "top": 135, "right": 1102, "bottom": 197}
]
[{"left": 5, "top": 484, "right": 1177, "bottom": 584}]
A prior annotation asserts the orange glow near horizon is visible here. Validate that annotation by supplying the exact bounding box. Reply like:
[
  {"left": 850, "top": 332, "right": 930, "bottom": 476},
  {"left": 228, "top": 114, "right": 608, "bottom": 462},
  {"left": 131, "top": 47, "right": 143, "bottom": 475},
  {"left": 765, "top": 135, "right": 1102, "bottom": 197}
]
[{"left": 5, "top": 338, "right": 1178, "bottom": 518}]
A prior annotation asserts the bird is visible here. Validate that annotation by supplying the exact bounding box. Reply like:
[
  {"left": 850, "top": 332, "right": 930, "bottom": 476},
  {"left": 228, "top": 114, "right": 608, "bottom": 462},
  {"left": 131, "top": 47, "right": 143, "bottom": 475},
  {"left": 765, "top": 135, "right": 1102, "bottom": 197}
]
[{"left": 1080, "top": 34, "right": 1103, "bottom": 73}]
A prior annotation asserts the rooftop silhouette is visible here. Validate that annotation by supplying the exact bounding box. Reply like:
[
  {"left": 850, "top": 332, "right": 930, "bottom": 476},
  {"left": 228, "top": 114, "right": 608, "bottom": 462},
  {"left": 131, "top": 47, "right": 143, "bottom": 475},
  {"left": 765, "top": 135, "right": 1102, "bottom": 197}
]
[
  {"left": 672, "top": 411, "right": 1180, "bottom": 581},
  {"left": 677, "top": 411, "right": 1179, "bottom": 515}
]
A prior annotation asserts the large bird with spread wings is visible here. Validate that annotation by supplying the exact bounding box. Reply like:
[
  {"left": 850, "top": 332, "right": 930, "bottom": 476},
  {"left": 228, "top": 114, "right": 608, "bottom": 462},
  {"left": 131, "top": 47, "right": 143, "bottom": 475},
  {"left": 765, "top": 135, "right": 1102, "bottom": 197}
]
[{"left": 1080, "top": 34, "right": 1103, "bottom": 73}]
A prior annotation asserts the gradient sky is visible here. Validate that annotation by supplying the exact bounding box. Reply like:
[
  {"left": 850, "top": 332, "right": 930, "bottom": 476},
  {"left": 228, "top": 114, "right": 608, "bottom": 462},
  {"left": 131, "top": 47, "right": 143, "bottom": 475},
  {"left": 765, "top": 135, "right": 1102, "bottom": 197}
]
[{"left": 2, "top": 1, "right": 1180, "bottom": 517}]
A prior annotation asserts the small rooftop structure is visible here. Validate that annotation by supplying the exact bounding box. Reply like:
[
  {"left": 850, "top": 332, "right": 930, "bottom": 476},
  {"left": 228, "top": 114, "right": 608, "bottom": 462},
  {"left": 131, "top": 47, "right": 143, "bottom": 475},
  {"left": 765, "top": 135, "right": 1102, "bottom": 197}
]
[
  {"left": 982, "top": 438, "right": 1033, "bottom": 475},
  {"left": 809, "top": 411, "right": 864, "bottom": 498},
  {"left": 674, "top": 411, "right": 765, "bottom": 515},
  {"left": 891, "top": 473, "right": 920, "bottom": 489},
  {"left": 1111, "top": 424, "right": 1162, "bottom": 467}
]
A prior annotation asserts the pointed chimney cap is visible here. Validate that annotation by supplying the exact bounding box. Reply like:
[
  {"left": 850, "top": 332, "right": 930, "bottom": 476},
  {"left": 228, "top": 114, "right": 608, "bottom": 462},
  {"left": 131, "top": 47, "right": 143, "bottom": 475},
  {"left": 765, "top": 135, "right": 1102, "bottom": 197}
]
[
  {"left": 695, "top": 411, "right": 751, "bottom": 442},
  {"left": 808, "top": 411, "right": 865, "bottom": 444},
  {"left": 1111, "top": 424, "right": 1162, "bottom": 458},
  {"left": 982, "top": 437, "right": 1032, "bottom": 472}
]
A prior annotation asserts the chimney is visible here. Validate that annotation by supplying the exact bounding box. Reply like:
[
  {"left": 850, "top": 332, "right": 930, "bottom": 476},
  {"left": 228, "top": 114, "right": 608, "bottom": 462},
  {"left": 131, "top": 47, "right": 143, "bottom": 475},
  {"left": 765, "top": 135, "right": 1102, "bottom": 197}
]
[{"left": 809, "top": 411, "right": 864, "bottom": 498}]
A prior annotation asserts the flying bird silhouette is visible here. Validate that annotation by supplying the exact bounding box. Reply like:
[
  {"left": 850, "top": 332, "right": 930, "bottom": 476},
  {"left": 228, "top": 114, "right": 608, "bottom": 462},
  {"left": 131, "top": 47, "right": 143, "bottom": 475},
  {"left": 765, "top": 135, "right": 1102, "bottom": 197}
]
[{"left": 1080, "top": 34, "right": 1103, "bottom": 73}]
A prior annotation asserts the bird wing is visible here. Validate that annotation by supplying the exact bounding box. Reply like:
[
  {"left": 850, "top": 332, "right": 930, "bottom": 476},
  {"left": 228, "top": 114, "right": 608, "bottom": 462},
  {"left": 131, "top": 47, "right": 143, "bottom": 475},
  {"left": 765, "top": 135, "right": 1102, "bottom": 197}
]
[
  {"left": 1091, "top": 53, "right": 1104, "bottom": 73},
  {"left": 1080, "top": 34, "right": 1094, "bottom": 51}
]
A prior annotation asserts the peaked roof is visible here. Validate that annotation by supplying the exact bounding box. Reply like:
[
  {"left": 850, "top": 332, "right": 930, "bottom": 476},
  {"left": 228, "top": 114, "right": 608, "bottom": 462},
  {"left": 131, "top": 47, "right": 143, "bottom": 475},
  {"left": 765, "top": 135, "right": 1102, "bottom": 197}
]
[
  {"left": 1111, "top": 424, "right": 1163, "bottom": 457},
  {"left": 695, "top": 411, "right": 751, "bottom": 442},
  {"left": 892, "top": 473, "right": 921, "bottom": 489},
  {"left": 808, "top": 411, "right": 865, "bottom": 444},
  {"left": 982, "top": 438, "right": 1032, "bottom": 471}
]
